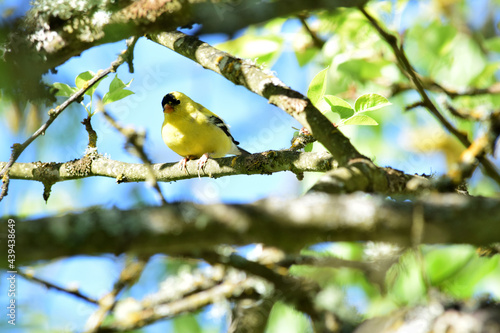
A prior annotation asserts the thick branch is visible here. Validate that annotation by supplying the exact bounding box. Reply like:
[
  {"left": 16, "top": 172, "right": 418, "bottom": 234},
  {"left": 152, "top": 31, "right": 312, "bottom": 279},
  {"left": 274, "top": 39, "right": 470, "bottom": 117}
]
[
  {"left": 7, "top": 193, "right": 500, "bottom": 267},
  {"left": 3, "top": 0, "right": 367, "bottom": 99},
  {"left": 359, "top": 7, "right": 500, "bottom": 186},
  {"left": 0, "top": 150, "right": 335, "bottom": 184}
]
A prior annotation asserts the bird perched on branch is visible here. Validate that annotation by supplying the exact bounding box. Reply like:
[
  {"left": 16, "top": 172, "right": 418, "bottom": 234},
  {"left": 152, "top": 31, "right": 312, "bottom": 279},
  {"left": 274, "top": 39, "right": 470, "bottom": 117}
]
[{"left": 161, "top": 91, "right": 250, "bottom": 173}]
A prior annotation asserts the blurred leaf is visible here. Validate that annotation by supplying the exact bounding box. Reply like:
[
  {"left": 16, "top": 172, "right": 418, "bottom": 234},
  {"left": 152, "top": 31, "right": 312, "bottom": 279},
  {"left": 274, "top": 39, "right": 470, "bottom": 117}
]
[
  {"left": 324, "top": 95, "right": 354, "bottom": 119},
  {"left": 102, "top": 76, "right": 134, "bottom": 105},
  {"left": 217, "top": 35, "right": 283, "bottom": 66},
  {"left": 53, "top": 82, "right": 78, "bottom": 97},
  {"left": 342, "top": 115, "right": 378, "bottom": 126},
  {"left": 443, "top": 254, "right": 499, "bottom": 298},
  {"left": 469, "top": 62, "right": 500, "bottom": 88},
  {"left": 307, "top": 67, "right": 329, "bottom": 106},
  {"left": 266, "top": 302, "right": 312, "bottom": 333},
  {"left": 304, "top": 142, "right": 313, "bottom": 152},
  {"left": 354, "top": 93, "right": 391, "bottom": 113},
  {"left": 484, "top": 36, "right": 500, "bottom": 53},
  {"left": 295, "top": 47, "right": 318, "bottom": 67},
  {"left": 424, "top": 245, "right": 475, "bottom": 286},
  {"left": 262, "top": 17, "right": 288, "bottom": 34},
  {"left": 388, "top": 251, "right": 427, "bottom": 305},
  {"left": 337, "top": 59, "right": 389, "bottom": 82},
  {"left": 173, "top": 314, "right": 201, "bottom": 333}
]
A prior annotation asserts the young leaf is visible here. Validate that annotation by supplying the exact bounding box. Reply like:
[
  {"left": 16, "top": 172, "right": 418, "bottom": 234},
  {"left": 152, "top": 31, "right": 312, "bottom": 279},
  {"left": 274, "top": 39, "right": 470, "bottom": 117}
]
[
  {"left": 102, "top": 75, "right": 134, "bottom": 105},
  {"left": 53, "top": 82, "right": 78, "bottom": 97},
  {"left": 102, "top": 89, "right": 134, "bottom": 105},
  {"left": 108, "top": 75, "right": 128, "bottom": 92},
  {"left": 75, "top": 71, "right": 105, "bottom": 96},
  {"left": 354, "top": 93, "right": 391, "bottom": 113},
  {"left": 307, "top": 67, "right": 329, "bottom": 106},
  {"left": 324, "top": 95, "right": 354, "bottom": 119},
  {"left": 342, "top": 114, "right": 378, "bottom": 126}
]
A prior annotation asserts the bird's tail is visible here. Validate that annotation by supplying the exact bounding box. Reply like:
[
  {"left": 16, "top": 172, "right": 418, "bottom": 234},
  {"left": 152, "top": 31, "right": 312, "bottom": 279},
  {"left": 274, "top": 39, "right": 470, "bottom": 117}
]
[{"left": 238, "top": 147, "right": 251, "bottom": 155}]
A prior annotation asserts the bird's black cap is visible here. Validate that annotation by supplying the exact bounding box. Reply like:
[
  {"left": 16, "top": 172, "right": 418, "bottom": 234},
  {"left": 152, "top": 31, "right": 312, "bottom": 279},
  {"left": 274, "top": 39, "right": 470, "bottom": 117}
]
[{"left": 161, "top": 93, "right": 181, "bottom": 109}]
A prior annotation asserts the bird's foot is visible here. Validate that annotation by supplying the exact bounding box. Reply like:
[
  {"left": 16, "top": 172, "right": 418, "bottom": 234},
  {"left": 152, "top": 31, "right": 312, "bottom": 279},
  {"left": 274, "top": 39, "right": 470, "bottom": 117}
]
[
  {"left": 197, "top": 153, "right": 209, "bottom": 178},
  {"left": 178, "top": 157, "right": 189, "bottom": 173}
]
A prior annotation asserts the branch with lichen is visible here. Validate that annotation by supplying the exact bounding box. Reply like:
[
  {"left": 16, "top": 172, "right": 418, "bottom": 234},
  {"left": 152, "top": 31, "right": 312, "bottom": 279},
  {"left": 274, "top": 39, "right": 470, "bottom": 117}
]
[
  {"left": 0, "top": 38, "right": 135, "bottom": 202},
  {"left": 359, "top": 7, "right": 500, "bottom": 187},
  {"left": 0, "top": 150, "right": 335, "bottom": 186},
  {"left": 8, "top": 193, "right": 500, "bottom": 267},
  {"left": 84, "top": 257, "right": 147, "bottom": 333},
  {"left": 102, "top": 265, "right": 269, "bottom": 332},
  {"left": 0, "top": 149, "right": 433, "bottom": 199},
  {"left": 2, "top": 0, "right": 368, "bottom": 100}
]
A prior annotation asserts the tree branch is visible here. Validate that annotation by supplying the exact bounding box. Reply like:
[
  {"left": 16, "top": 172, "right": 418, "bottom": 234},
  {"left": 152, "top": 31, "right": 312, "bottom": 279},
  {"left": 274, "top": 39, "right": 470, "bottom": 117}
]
[
  {"left": 0, "top": 150, "right": 336, "bottom": 185},
  {"left": 147, "top": 30, "right": 365, "bottom": 166},
  {"left": 359, "top": 7, "right": 500, "bottom": 187},
  {"left": 0, "top": 38, "right": 135, "bottom": 201},
  {"left": 3, "top": 0, "right": 367, "bottom": 100},
  {"left": 8, "top": 193, "right": 500, "bottom": 267},
  {"left": 19, "top": 270, "right": 98, "bottom": 305}
]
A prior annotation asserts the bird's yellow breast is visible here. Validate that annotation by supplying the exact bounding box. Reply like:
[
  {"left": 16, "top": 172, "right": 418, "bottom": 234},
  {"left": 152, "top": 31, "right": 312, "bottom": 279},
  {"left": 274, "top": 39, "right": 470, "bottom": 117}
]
[{"left": 161, "top": 109, "right": 233, "bottom": 159}]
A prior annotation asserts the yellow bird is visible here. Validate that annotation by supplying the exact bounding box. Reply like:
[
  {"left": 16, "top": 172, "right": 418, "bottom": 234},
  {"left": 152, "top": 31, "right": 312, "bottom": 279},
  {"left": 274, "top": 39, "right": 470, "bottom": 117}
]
[{"left": 161, "top": 91, "right": 250, "bottom": 171}]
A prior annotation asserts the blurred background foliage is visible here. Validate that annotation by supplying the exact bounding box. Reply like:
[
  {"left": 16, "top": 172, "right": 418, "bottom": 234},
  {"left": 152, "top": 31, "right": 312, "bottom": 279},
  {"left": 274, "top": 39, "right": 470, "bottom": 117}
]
[{"left": 1, "top": 0, "right": 500, "bottom": 332}]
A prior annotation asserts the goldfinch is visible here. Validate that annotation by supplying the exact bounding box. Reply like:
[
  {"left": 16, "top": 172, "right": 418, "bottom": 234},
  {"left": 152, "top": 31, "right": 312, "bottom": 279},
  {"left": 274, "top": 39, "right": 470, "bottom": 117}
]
[{"left": 161, "top": 91, "right": 250, "bottom": 171}]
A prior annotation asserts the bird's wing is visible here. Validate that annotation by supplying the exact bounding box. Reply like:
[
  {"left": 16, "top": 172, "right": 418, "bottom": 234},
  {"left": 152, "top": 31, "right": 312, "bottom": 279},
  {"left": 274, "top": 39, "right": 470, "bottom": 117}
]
[{"left": 207, "top": 114, "right": 240, "bottom": 145}]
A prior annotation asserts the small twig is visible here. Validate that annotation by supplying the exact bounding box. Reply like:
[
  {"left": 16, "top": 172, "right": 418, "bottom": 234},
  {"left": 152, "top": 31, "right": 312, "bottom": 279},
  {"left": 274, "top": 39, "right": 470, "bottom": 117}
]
[
  {"left": 0, "top": 37, "right": 138, "bottom": 202},
  {"left": 18, "top": 270, "right": 98, "bottom": 305},
  {"left": 298, "top": 15, "right": 325, "bottom": 49},
  {"left": 359, "top": 6, "right": 500, "bottom": 186},
  {"left": 84, "top": 257, "right": 147, "bottom": 333},
  {"left": 290, "top": 127, "right": 317, "bottom": 150},
  {"left": 82, "top": 116, "right": 98, "bottom": 149},
  {"left": 101, "top": 109, "right": 168, "bottom": 205},
  {"left": 390, "top": 81, "right": 500, "bottom": 99},
  {"left": 405, "top": 101, "right": 426, "bottom": 111},
  {"left": 448, "top": 111, "right": 500, "bottom": 184},
  {"left": 124, "top": 36, "right": 139, "bottom": 73},
  {"left": 445, "top": 103, "right": 486, "bottom": 122}
]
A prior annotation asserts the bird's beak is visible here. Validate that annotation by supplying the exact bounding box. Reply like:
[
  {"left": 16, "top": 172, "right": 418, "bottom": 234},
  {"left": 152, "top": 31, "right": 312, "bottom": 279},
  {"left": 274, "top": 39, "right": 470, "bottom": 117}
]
[{"left": 163, "top": 105, "right": 174, "bottom": 114}]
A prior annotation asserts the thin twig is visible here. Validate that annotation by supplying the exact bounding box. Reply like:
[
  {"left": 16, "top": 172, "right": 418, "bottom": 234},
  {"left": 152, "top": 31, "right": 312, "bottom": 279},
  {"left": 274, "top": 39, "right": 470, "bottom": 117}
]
[
  {"left": 390, "top": 80, "right": 500, "bottom": 99},
  {"left": 101, "top": 109, "right": 168, "bottom": 205},
  {"left": 0, "top": 37, "right": 139, "bottom": 202},
  {"left": 84, "top": 257, "right": 147, "bottom": 333},
  {"left": 18, "top": 270, "right": 98, "bottom": 305},
  {"left": 298, "top": 15, "right": 325, "bottom": 49},
  {"left": 359, "top": 7, "right": 500, "bottom": 186}
]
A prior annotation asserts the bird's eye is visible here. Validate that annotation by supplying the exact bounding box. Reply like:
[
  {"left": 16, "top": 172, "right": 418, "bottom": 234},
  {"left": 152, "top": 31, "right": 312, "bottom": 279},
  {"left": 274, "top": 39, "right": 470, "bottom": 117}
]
[{"left": 162, "top": 93, "right": 181, "bottom": 108}]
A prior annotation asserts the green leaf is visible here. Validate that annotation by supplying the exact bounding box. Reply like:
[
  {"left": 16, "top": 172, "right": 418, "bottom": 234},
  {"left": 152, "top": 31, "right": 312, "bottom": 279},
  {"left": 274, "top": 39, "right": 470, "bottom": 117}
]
[
  {"left": 304, "top": 142, "right": 313, "bottom": 152},
  {"left": 173, "top": 314, "right": 201, "bottom": 333},
  {"left": 53, "top": 82, "right": 78, "bottom": 97},
  {"left": 354, "top": 93, "right": 391, "bottom": 113},
  {"left": 295, "top": 47, "right": 318, "bottom": 67},
  {"left": 75, "top": 71, "right": 105, "bottom": 96},
  {"left": 484, "top": 36, "right": 500, "bottom": 53},
  {"left": 102, "top": 75, "right": 134, "bottom": 105},
  {"left": 108, "top": 75, "right": 129, "bottom": 92},
  {"left": 217, "top": 35, "right": 283, "bottom": 66},
  {"left": 324, "top": 95, "right": 354, "bottom": 119},
  {"left": 424, "top": 245, "right": 475, "bottom": 286},
  {"left": 102, "top": 89, "right": 134, "bottom": 105},
  {"left": 342, "top": 114, "right": 378, "bottom": 126},
  {"left": 307, "top": 67, "right": 329, "bottom": 106}
]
